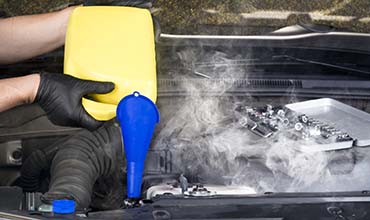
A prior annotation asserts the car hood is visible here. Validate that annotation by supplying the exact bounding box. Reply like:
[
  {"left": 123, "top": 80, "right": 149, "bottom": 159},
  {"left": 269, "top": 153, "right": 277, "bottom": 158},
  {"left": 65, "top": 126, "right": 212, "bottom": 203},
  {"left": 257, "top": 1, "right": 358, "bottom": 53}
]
[{"left": 1, "top": 0, "right": 370, "bottom": 35}]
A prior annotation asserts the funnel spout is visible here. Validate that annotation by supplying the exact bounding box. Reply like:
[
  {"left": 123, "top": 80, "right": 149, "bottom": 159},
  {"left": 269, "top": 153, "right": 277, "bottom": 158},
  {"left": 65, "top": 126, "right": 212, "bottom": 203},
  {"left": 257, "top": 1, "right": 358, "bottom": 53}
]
[{"left": 127, "top": 162, "right": 144, "bottom": 198}]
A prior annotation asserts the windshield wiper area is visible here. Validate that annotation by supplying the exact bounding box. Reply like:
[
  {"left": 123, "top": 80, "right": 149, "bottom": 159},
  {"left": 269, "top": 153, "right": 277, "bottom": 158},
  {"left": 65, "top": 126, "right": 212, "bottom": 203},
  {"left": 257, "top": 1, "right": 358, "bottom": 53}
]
[{"left": 274, "top": 55, "right": 370, "bottom": 76}]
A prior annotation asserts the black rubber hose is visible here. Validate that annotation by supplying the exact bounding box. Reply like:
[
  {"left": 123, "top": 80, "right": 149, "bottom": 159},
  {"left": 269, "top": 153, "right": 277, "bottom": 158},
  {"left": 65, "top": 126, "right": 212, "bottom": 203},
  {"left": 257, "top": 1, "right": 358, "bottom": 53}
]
[
  {"left": 18, "top": 139, "right": 65, "bottom": 192},
  {"left": 41, "top": 120, "right": 123, "bottom": 208}
]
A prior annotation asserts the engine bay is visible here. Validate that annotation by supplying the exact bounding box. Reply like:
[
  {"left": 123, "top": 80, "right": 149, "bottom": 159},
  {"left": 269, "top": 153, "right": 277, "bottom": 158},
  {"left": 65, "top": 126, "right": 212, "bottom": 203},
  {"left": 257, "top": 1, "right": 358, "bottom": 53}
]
[
  {"left": 147, "top": 95, "right": 369, "bottom": 197},
  {"left": 2, "top": 33, "right": 370, "bottom": 219}
]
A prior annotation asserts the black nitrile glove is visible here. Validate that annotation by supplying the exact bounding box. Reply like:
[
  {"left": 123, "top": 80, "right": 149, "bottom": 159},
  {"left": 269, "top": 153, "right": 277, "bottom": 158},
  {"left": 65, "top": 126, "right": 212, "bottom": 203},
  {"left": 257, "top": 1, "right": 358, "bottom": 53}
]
[{"left": 35, "top": 72, "right": 114, "bottom": 131}]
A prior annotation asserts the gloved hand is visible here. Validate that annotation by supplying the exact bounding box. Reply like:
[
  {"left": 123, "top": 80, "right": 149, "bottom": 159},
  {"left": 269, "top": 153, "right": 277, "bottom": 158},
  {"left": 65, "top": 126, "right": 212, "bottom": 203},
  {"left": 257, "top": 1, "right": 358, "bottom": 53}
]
[{"left": 35, "top": 72, "right": 114, "bottom": 130}]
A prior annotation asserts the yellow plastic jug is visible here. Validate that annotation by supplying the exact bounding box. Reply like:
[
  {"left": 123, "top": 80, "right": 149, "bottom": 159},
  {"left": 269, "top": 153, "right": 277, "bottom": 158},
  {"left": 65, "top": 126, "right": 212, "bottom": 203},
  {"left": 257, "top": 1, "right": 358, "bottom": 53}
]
[{"left": 64, "top": 6, "right": 157, "bottom": 120}]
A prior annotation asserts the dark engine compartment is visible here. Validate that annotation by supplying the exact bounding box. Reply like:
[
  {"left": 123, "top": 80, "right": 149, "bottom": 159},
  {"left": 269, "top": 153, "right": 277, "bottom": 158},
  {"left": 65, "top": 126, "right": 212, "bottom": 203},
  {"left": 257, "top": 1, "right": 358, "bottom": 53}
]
[{"left": 2, "top": 32, "right": 370, "bottom": 219}]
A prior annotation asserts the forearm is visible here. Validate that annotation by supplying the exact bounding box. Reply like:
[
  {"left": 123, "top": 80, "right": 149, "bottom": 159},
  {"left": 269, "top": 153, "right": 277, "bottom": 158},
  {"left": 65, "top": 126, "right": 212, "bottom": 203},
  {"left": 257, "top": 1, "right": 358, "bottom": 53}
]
[
  {"left": 0, "top": 74, "right": 40, "bottom": 112},
  {"left": 0, "top": 6, "right": 77, "bottom": 65}
]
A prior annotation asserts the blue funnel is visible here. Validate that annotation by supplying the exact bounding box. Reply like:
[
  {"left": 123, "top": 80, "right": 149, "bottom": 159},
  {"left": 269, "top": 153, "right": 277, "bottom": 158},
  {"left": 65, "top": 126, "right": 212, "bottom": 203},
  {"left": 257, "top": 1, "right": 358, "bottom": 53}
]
[{"left": 116, "top": 92, "right": 160, "bottom": 198}]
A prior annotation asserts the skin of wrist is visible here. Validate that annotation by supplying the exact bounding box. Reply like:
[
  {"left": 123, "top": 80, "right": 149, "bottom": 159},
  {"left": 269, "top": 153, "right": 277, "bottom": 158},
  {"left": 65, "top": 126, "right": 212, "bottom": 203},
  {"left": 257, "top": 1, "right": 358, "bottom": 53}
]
[
  {"left": 0, "top": 74, "right": 40, "bottom": 112},
  {"left": 26, "top": 73, "right": 41, "bottom": 104}
]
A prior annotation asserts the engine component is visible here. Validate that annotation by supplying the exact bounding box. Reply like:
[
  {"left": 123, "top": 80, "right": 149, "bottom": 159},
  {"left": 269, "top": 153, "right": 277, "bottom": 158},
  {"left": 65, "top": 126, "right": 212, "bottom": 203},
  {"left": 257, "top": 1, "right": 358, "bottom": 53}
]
[
  {"left": 19, "top": 120, "right": 123, "bottom": 209},
  {"left": 189, "top": 184, "right": 213, "bottom": 197},
  {"left": 123, "top": 198, "right": 144, "bottom": 208},
  {"left": 42, "top": 120, "right": 123, "bottom": 209},
  {"left": 19, "top": 142, "right": 60, "bottom": 192},
  {"left": 0, "top": 140, "right": 22, "bottom": 167},
  {"left": 294, "top": 122, "right": 303, "bottom": 131},
  {"left": 245, "top": 105, "right": 290, "bottom": 135},
  {"left": 241, "top": 99, "right": 360, "bottom": 152},
  {"left": 146, "top": 183, "right": 256, "bottom": 199},
  {"left": 286, "top": 98, "right": 370, "bottom": 147},
  {"left": 179, "top": 174, "right": 188, "bottom": 194}
]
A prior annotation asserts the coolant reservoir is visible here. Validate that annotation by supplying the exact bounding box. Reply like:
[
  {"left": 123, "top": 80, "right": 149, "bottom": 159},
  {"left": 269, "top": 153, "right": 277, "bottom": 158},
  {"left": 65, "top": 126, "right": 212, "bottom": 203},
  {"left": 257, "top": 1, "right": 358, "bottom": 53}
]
[{"left": 64, "top": 6, "right": 157, "bottom": 120}]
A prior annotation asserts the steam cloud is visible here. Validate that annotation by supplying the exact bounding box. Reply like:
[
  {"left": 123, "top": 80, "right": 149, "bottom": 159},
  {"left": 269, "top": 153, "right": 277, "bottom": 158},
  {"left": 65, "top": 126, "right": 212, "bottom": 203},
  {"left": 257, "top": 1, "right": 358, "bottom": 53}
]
[{"left": 153, "top": 51, "right": 370, "bottom": 193}]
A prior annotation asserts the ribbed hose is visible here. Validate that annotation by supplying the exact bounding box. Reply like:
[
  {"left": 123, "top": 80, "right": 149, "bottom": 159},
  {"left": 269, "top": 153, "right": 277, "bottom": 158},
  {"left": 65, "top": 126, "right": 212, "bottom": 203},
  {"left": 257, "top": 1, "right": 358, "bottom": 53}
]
[
  {"left": 42, "top": 120, "right": 123, "bottom": 208},
  {"left": 19, "top": 139, "right": 64, "bottom": 192}
]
